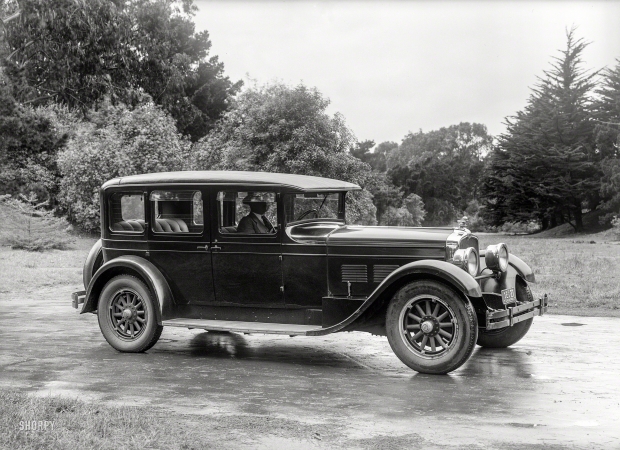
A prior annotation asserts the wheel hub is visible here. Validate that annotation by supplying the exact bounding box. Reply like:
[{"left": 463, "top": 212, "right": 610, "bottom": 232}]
[
  {"left": 122, "top": 308, "right": 136, "bottom": 321},
  {"left": 421, "top": 320, "right": 434, "bottom": 333}
]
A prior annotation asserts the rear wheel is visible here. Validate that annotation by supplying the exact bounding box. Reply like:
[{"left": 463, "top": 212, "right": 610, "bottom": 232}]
[
  {"left": 386, "top": 280, "right": 478, "bottom": 374},
  {"left": 477, "top": 278, "right": 534, "bottom": 348},
  {"left": 97, "top": 275, "right": 162, "bottom": 352}
]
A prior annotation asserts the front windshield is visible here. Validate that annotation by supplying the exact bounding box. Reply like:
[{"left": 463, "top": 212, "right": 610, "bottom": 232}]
[{"left": 284, "top": 193, "right": 342, "bottom": 224}]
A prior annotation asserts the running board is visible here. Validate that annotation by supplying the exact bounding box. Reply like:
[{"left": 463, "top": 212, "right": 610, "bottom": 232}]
[{"left": 162, "top": 318, "right": 323, "bottom": 336}]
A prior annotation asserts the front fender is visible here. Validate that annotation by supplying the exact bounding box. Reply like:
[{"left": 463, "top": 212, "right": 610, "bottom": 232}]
[
  {"left": 81, "top": 256, "right": 175, "bottom": 324},
  {"left": 309, "top": 260, "right": 481, "bottom": 336},
  {"left": 478, "top": 253, "right": 535, "bottom": 295},
  {"left": 508, "top": 254, "right": 536, "bottom": 283}
]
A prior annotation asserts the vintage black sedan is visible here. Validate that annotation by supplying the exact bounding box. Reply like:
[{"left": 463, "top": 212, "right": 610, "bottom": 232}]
[{"left": 72, "top": 171, "right": 547, "bottom": 374}]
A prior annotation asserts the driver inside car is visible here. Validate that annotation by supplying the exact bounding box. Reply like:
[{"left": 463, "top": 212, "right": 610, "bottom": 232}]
[{"left": 237, "top": 193, "right": 275, "bottom": 234}]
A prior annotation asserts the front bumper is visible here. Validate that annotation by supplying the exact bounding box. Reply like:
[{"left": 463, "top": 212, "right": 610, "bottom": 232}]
[
  {"left": 71, "top": 291, "right": 86, "bottom": 309},
  {"left": 485, "top": 294, "right": 548, "bottom": 330}
]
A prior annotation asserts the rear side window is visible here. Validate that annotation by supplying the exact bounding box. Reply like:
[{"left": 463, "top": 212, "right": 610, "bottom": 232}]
[
  {"left": 150, "top": 190, "right": 204, "bottom": 234},
  {"left": 109, "top": 193, "right": 145, "bottom": 233}
]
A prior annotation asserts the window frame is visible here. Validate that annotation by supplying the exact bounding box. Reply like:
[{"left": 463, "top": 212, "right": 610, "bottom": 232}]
[
  {"left": 149, "top": 188, "right": 205, "bottom": 236},
  {"left": 107, "top": 191, "right": 146, "bottom": 235},
  {"left": 215, "top": 189, "right": 281, "bottom": 238},
  {"left": 283, "top": 191, "right": 346, "bottom": 227}
]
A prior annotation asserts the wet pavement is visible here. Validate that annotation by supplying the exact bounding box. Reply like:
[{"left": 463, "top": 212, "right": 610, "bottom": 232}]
[{"left": 1, "top": 287, "right": 620, "bottom": 449}]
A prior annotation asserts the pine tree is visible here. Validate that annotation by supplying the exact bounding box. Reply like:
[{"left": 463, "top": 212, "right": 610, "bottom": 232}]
[
  {"left": 594, "top": 59, "right": 620, "bottom": 222},
  {"left": 483, "top": 28, "right": 600, "bottom": 231}
]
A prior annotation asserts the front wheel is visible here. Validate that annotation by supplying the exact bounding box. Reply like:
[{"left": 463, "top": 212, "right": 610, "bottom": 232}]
[
  {"left": 97, "top": 275, "right": 163, "bottom": 352},
  {"left": 386, "top": 280, "right": 478, "bottom": 374}
]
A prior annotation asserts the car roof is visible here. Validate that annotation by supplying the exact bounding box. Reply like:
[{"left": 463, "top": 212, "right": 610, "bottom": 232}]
[{"left": 101, "top": 171, "right": 362, "bottom": 193}]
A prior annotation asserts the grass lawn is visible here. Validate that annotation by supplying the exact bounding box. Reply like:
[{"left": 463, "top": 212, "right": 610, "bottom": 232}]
[
  {"left": 479, "top": 232, "right": 620, "bottom": 317},
  {"left": 0, "top": 390, "right": 327, "bottom": 450}
]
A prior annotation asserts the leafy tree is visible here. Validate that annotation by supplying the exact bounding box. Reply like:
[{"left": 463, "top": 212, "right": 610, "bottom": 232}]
[
  {"left": 0, "top": 71, "right": 67, "bottom": 202},
  {"left": 1, "top": 0, "right": 240, "bottom": 141},
  {"left": 57, "top": 99, "right": 190, "bottom": 231},
  {"left": 191, "top": 81, "right": 377, "bottom": 224},
  {"left": 364, "top": 172, "right": 404, "bottom": 225},
  {"left": 387, "top": 122, "right": 491, "bottom": 225},
  {"left": 351, "top": 139, "right": 393, "bottom": 172},
  {"left": 482, "top": 29, "right": 599, "bottom": 231}
]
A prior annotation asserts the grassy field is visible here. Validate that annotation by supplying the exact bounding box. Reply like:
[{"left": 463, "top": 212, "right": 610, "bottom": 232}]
[
  {"left": 0, "top": 390, "right": 326, "bottom": 450},
  {"left": 479, "top": 232, "right": 620, "bottom": 316}
]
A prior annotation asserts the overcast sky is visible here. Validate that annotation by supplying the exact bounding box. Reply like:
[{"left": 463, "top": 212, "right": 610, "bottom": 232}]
[{"left": 194, "top": 1, "right": 620, "bottom": 146}]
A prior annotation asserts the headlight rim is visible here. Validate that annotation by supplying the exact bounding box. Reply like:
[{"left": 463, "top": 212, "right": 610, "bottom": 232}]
[
  {"left": 485, "top": 243, "right": 510, "bottom": 273},
  {"left": 452, "top": 247, "right": 479, "bottom": 277}
]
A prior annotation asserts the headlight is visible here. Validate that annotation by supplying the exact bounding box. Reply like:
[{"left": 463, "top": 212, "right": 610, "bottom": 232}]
[
  {"left": 485, "top": 243, "right": 509, "bottom": 272},
  {"left": 452, "top": 247, "right": 479, "bottom": 277}
]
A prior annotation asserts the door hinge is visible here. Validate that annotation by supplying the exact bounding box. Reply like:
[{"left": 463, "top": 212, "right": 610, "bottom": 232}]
[
  {"left": 280, "top": 286, "right": 284, "bottom": 292},
  {"left": 279, "top": 255, "right": 282, "bottom": 261}
]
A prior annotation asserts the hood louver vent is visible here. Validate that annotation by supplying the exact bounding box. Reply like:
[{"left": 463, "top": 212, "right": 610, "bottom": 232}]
[
  {"left": 341, "top": 264, "right": 368, "bottom": 283},
  {"left": 373, "top": 265, "right": 399, "bottom": 282}
]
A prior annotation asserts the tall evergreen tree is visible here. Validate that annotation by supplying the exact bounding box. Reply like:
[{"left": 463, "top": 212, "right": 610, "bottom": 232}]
[
  {"left": 483, "top": 28, "right": 599, "bottom": 231},
  {"left": 594, "top": 59, "right": 620, "bottom": 222}
]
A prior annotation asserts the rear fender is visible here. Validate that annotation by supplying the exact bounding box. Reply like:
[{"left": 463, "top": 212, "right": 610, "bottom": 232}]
[
  {"left": 83, "top": 239, "right": 103, "bottom": 290},
  {"left": 310, "top": 260, "right": 482, "bottom": 336},
  {"left": 81, "top": 256, "right": 174, "bottom": 324}
]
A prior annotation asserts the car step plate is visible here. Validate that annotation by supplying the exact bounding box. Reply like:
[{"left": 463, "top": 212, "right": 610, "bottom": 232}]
[{"left": 162, "top": 318, "right": 322, "bottom": 336}]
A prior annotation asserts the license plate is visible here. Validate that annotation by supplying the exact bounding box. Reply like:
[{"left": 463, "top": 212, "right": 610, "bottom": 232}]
[{"left": 501, "top": 288, "right": 516, "bottom": 305}]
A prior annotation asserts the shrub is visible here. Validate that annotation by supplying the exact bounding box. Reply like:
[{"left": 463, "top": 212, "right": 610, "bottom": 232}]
[
  {"left": 0, "top": 193, "right": 74, "bottom": 251},
  {"left": 57, "top": 100, "right": 190, "bottom": 231}
]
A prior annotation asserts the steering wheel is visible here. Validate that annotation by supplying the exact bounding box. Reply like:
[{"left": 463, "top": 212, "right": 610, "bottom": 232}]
[{"left": 296, "top": 209, "right": 319, "bottom": 220}]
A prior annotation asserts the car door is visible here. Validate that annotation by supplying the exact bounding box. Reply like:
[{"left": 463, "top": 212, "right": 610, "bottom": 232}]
[
  {"left": 146, "top": 186, "right": 216, "bottom": 305},
  {"left": 210, "top": 188, "right": 284, "bottom": 306}
]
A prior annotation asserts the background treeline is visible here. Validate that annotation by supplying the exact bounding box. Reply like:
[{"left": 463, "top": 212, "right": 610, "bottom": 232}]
[{"left": 1, "top": 0, "right": 619, "bottom": 235}]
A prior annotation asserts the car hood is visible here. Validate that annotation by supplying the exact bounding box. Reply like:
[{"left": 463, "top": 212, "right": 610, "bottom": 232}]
[{"left": 326, "top": 225, "right": 454, "bottom": 248}]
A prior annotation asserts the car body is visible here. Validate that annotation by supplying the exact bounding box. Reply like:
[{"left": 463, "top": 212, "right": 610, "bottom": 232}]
[{"left": 72, "top": 171, "right": 547, "bottom": 374}]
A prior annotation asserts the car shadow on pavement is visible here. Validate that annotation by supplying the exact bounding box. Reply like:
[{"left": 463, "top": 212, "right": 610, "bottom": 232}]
[{"left": 185, "top": 331, "right": 363, "bottom": 369}]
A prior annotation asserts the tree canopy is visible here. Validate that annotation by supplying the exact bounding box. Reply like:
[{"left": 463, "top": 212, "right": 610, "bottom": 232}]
[
  {"left": 1, "top": 0, "right": 240, "bottom": 141},
  {"left": 191, "top": 81, "right": 377, "bottom": 224},
  {"left": 386, "top": 122, "right": 491, "bottom": 225}
]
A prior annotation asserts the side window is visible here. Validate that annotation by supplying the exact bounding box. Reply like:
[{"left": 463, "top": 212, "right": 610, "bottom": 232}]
[
  {"left": 109, "top": 193, "right": 145, "bottom": 233},
  {"left": 217, "top": 191, "right": 277, "bottom": 235},
  {"left": 150, "top": 190, "right": 204, "bottom": 234}
]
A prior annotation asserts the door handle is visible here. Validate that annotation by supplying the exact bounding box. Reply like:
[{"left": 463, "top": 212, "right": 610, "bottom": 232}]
[
  {"left": 210, "top": 245, "right": 221, "bottom": 251},
  {"left": 196, "top": 245, "right": 209, "bottom": 251}
]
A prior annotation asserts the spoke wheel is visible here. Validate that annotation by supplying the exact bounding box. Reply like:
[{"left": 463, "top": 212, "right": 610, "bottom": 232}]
[
  {"left": 399, "top": 295, "right": 457, "bottom": 359},
  {"left": 98, "top": 275, "right": 162, "bottom": 353},
  {"left": 386, "top": 280, "right": 478, "bottom": 374},
  {"left": 108, "top": 288, "right": 147, "bottom": 340}
]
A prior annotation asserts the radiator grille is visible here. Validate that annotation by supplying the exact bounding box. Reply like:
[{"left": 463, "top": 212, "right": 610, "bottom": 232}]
[
  {"left": 373, "top": 265, "right": 399, "bottom": 282},
  {"left": 341, "top": 264, "right": 368, "bottom": 283}
]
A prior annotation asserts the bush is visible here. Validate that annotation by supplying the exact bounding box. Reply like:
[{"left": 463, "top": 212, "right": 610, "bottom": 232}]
[
  {"left": 0, "top": 194, "right": 74, "bottom": 251},
  {"left": 0, "top": 90, "right": 69, "bottom": 203},
  {"left": 57, "top": 100, "right": 190, "bottom": 231}
]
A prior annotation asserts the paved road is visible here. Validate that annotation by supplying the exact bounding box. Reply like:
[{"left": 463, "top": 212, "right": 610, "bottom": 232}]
[{"left": 1, "top": 287, "right": 619, "bottom": 449}]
